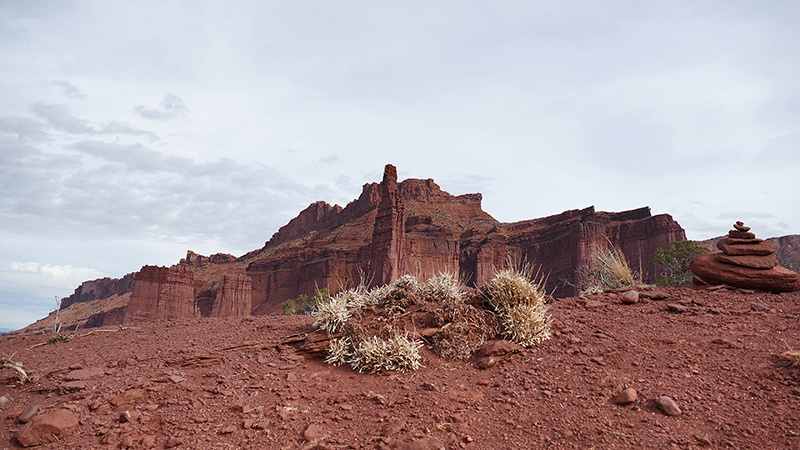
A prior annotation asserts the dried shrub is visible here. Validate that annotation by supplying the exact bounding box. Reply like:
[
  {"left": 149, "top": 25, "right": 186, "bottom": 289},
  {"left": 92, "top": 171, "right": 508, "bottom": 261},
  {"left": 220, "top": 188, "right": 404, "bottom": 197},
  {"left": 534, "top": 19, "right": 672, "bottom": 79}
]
[
  {"left": 481, "top": 264, "right": 552, "bottom": 347},
  {"left": 574, "top": 242, "right": 641, "bottom": 294},
  {"left": 312, "top": 289, "right": 364, "bottom": 333}
]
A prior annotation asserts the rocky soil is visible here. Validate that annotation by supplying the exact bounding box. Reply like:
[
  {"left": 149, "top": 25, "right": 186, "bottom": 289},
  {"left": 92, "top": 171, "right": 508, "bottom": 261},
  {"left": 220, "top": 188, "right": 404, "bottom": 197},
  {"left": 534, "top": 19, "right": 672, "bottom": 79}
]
[{"left": 1, "top": 286, "right": 799, "bottom": 450}]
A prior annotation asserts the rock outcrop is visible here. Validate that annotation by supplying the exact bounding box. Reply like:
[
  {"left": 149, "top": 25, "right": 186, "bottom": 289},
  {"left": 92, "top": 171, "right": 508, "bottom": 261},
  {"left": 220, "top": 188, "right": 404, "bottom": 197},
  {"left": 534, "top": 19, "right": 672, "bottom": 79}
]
[
  {"left": 691, "top": 222, "right": 800, "bottom": 292},
  {"left": 211, "top": 269, "right": 252, "bottom": 317},
  {"left": 369, "top": 164, "right": 406, "bottom": 287},
  {"left": 52, "top": 164, "right": 691, "bottom": 324},
  {"left": 60, "top": 274, "right": 135, "bottom": 309},
  {"left": 246, "top": 164, "right": 686, "bottom": 311},
  {"left": 123, "top": 264, "right": 196, "bottom": 324}
]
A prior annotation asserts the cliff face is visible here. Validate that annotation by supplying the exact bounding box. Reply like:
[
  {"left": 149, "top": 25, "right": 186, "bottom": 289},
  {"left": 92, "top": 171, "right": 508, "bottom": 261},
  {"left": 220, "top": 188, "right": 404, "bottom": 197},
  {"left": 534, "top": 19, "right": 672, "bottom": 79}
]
[
  {"left": 244, "top": 164, "right": 686, "bottom": 309},
  {"left": 123, "top": 265, "right": 196, "bottom": 324},
  {"left": 60, "top": 274, "right": 135, "bottom": 309},
  {"left": 211, "top": 269, "right": 252, "bottom": 317},
  {"left": 55, "top": 164, "right": 690, "bottom": 327}
]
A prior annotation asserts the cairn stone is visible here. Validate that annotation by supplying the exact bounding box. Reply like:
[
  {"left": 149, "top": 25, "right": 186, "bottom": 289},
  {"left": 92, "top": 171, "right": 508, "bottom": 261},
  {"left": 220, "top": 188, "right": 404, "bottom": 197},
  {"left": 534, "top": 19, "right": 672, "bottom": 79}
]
[
  {"left": 690, "top": 222, "right": 800, "bottom": 293},
  {"left": 733, "top": 221, "right": 750, "bottom": 232}
]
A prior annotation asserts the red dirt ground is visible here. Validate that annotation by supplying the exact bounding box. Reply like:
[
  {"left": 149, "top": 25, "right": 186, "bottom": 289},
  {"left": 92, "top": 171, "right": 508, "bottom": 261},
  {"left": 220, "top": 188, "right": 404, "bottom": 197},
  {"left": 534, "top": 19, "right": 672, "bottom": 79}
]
[{"left": 1, "top": 286, "right": 799, "bottom": 450}]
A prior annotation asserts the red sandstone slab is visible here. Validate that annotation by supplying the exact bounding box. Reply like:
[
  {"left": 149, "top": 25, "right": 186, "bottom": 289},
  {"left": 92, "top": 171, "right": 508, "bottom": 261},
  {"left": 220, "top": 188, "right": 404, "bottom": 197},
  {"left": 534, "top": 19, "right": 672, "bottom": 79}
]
[
  {"left": 714, "top": 253, "right": 778, "bottom": 269},
  {"left": 690, "top": 253, "right": 800, "bottom": 293},
  {"left": 717, "top": 239, "right": 777, "bottom": 256}
]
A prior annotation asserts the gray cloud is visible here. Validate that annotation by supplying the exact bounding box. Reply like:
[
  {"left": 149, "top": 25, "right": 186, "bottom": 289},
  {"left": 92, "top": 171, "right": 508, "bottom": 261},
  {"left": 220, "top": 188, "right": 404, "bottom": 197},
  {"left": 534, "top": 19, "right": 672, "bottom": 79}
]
[
  {"left": 1, "top": 130, "right": 314, "bottom": 252},
  {"left": 134, "top": 94, "right": 189, "bottom": 120},
  {"left": 51, "top": 80, "right": 87, "bottom": 99},
  {"left": 31, "top": 102, "right": 158, "bottom": 140}
]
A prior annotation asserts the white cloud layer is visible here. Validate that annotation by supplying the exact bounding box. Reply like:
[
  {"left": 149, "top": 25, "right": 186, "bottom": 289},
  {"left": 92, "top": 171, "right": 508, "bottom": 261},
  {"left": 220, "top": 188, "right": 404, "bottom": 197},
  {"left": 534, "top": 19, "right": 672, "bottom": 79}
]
[{"left": 1, "top": 1, "right": 799, "bottom": 329}]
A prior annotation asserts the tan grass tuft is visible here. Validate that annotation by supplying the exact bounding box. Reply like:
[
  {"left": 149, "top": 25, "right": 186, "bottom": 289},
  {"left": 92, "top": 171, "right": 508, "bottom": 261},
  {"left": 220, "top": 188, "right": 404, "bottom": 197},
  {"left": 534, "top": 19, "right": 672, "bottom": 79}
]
[
  {"left": 481, "top": 263, "right": 552, "bottom": 347},
  {"left": 312, "top": 289, "right": 365, "bottom": 333}
]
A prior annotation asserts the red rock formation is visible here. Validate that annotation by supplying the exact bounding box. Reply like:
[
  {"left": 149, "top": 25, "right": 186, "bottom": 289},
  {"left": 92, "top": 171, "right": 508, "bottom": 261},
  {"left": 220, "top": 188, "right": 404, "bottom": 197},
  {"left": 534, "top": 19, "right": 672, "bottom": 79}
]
[
  {"left": 83, "top": 307, "right": 126, "bottom": 328},
  {"left": 124, "top": 264, "right": 196, "bottom": 324},
  {"left": 691, "top": 223, "right": 800, "bottom": 292},
  {"left": 369, "top": 164, "right": 406, "bottom": 287},
  {"left": 244, "top": 164, "right": 687, "bottom": 311},
  {"left": 58, "top": 164, "right": 693, "bottom": 321},
  {"left": 60, "top": 274, "right": 135, "bottom": 309},
  {"left": 184, "top": 251, "right": 237, "bottom": 266},
  {"left": 211, "top": 269, "right": 252, "bottom": 317}
]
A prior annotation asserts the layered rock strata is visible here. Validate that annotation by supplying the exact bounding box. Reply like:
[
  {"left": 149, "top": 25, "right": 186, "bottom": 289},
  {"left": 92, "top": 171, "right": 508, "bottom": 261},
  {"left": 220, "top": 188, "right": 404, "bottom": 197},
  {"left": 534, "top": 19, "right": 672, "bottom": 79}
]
[
  {"left": 246, "top": 164, "right": 687, "bottom": 312},
  {"left": 57, "top": 164, "right": 689, "bottom": 324},
  {"left": 691, "top": 222, "right": 800, "bottom": 292}
]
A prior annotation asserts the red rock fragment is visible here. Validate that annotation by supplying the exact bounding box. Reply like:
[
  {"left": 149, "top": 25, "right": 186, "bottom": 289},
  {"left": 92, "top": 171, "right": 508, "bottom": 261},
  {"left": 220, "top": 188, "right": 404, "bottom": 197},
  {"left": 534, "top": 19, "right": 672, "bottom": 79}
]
[{"left": 16, "top": 409, "right": 79, "bottom": 447}]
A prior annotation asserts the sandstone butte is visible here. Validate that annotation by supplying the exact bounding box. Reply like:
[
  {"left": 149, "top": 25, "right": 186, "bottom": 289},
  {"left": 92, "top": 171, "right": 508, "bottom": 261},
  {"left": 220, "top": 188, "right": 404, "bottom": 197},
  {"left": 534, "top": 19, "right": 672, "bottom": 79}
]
[{"left": 43, "top": 164, "right": 690, "bottom": 331}]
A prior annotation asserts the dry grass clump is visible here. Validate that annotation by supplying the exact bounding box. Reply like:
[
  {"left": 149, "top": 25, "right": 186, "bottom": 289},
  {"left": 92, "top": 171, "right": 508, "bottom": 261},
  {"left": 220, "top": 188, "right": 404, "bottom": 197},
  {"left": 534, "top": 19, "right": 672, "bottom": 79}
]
[
  {"left": 312, "top": 289, "right": 364, "bottom": 333},
  {"left": 1, "top": 355, "right": 31, "bottom": 384},
  {"left": 315, "top": 266, "right": 551, "bottom": 371},
  {"left": 314, "top": 280, "right": 424, "bottom": 373},
  {"left": 592, "top": 246, "right": 639, "bottom": 289},
  {"left": 574, "top": 242, "right": 641, "bottom": 294},
  {"left": 325, "top": 334, "right": 423, "bottom": 373},
  {"left": 481, "top": 264, "right": 552, "bottom": 346},
  {"left": 423, "top": 272, "right": 499, "bottom": 360}
]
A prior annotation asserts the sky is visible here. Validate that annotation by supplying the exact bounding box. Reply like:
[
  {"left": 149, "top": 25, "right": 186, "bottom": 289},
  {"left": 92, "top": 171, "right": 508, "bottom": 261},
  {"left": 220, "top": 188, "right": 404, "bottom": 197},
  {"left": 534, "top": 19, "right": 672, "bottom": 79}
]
[{"left": 1, "top": 1, "right": 799, "bottom": 330}]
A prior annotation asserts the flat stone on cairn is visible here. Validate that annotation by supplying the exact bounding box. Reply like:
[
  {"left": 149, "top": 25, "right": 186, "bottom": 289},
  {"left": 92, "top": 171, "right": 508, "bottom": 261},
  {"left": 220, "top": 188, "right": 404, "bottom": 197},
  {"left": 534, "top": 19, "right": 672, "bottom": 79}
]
[{"left": 690, "top": 221, "right": 800, "bottom": 293}]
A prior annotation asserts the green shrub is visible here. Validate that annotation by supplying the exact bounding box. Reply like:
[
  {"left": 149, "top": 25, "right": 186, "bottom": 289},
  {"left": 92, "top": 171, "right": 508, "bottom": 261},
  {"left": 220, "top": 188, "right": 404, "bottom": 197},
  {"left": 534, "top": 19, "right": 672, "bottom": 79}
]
[
  {"left": 652, "top": 240, "right": 710, "bottom": 286},
  {"left": 282, "top": 288, "right": 331, "bottom": 315}
]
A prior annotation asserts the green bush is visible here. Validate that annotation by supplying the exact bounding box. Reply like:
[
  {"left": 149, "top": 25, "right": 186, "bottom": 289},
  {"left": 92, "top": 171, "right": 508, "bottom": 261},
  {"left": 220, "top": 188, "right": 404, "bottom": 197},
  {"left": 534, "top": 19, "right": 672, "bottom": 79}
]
[
  {"left": 282, "top": 288, "right": 330, "bottom": 315},
  {"left": 652, "top": 240, "right": 710, "bottom": 286}
]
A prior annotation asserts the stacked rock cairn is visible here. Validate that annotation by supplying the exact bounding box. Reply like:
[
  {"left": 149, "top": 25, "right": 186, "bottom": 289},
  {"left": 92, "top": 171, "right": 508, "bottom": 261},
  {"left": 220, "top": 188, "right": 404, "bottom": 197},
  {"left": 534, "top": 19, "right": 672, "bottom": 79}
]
[
  {"left": 690, "top": 221, "right": 800, "bottom": 293},
  {"left": 714, "top": 221, "right": 779, "bottom": 270}
]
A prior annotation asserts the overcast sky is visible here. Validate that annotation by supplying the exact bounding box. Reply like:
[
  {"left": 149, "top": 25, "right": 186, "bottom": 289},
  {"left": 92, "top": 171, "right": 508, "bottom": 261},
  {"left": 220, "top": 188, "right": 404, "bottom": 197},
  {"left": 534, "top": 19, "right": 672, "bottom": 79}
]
[{"left": 2, "top": 1, "right": 799, "bottom": 330}]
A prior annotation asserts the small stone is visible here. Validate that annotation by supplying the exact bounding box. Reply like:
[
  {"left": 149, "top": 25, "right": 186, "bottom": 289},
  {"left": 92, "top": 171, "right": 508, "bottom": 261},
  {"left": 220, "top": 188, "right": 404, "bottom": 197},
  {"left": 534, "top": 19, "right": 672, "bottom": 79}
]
[
  {"left": 168, "top": 374, "right": 184, "bottom": 384},
  {"left": 109, "top": 389, "right": 145, "bottom": 407},
  {"left": 620, "top": 290, "right": 639, "bottom": 304},
  {"left": 613, "top": 387, "right": 638, "bottom": 405},
  {"left": 728, "top": 230, "right": 756, "bottom": 239},
  {"left": 655, "top": 396, "right": 682, "bottom": 416},
  {"left": 166, "top": 436, "right": 184, "bottom": 448},
  {"left": 639, "top": 290, "right": 668, "bottom": 300},
  {"left": 395, "top": 437, "right": 447, "bottom": 450},
  {"left": 733, "top": 221, "right": 750, "bottom": 232},
  {"left": 381, "top": 419, "right": 405, "bottom": 437},
  {"left": 694, "top": 434, "right": 713, "bottom": 446},
  {"left": 141, "top": 435, "right": 157, "bottom": 448},
  {"left": 0, "top": 396, "right": 8, "bottom": 405},
  {"left": 304, "top": 423, "right": 325, "bottom": 441},
  {"left": 473, "top": 340, "right": 522, "bottom": 369},
  {"left": 65, "top": 367, "right": 105, "bottom": 381},
  {"left": 17, "top": 405, "right": 39, "bottom": 423},
  {"left": 286, "top": 372, "right": 298, "bottom": 382},
  {"left": 667, "top": 303, "right": 688, "bottom": 313},
  {"left": 218, "top": 425, "right": 237, "bottom": 434},
  {"left": 419, "top": 328, "right": 439, "bottom": 338},
  {"left": 61, "top": 380, "right": 87, "bottom": 391}
]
